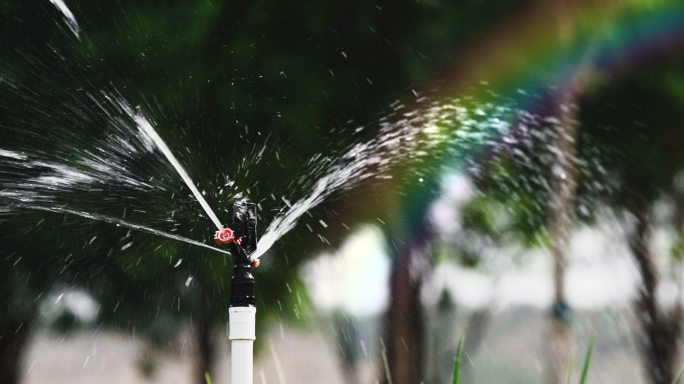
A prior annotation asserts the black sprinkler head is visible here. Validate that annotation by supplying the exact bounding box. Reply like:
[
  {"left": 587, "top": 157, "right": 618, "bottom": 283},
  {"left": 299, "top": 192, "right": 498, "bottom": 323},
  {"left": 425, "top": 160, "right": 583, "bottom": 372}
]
[
  {"left": 214, "top": 201, "right": 258, "bottom": 308},
  {"left": 214, "top": 202, "right": 258, "bottom": 265},
  {"left": 228, "top": 202, "right": 258, "bottom": 257}
]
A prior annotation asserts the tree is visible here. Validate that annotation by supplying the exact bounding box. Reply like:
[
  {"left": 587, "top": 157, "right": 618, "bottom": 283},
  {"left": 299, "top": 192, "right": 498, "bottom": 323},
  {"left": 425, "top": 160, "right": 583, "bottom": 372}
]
[{"left": 579, "top": 62, "right": 684, "bottom": 383}]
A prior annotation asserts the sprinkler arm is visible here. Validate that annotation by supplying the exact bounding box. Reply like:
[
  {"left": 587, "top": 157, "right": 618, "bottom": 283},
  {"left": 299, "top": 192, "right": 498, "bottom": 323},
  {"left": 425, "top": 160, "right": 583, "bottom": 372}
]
[
  {"left": 214, "top": 228, "right": 256, "bottom": 267},
  {"left": 214, "top": 227, "right": 256, "bottom": 266},
  {"left": 213, "top": 202, "right": 259, "bottom": 306}
]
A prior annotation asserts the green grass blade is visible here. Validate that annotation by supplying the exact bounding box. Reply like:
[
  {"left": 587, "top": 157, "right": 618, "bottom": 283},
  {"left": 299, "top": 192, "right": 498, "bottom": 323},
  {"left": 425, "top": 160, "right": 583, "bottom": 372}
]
[
  {"left": 453, "top": 335, "right": 465, "bottom": 384},
  {"left": 579, "top": 337, "right": 596, "bottom": 384},
  {"left": 672, "top": 364, "right": 684, "bottom": 384},
  {"left": 205, "top": 372, "right": 214, "bottom": 384}
]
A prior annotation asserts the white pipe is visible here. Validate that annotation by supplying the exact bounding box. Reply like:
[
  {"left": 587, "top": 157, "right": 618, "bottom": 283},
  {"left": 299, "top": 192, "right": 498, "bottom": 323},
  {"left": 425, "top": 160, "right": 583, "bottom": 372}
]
[{"left": 229, "top": 307, "right": 256, "bottom": 384}]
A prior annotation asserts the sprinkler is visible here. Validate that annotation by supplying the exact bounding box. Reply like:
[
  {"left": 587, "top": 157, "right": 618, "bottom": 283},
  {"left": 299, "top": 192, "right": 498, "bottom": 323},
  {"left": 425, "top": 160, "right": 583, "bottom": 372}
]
[{"left": 214, "top": 202, "right": 259, "bottom": 384}]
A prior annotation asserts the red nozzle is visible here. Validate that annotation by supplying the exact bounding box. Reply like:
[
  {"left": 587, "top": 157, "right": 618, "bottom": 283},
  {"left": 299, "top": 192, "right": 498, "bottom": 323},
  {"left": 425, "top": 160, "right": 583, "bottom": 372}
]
[
  {"left": 252, "top": 259, "right": 261, "bottom": 268},
  {"left": 214, "top": 228, "right": 235, "bottom": 246}
]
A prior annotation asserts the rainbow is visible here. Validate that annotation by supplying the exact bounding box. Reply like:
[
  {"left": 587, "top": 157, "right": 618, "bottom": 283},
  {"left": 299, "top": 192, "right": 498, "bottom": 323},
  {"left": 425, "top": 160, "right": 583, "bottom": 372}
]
[
  {"left": 369, "top": 0, "right": 684, "bottom": 240},
  {"left": 439, "top": 0, "right": 684, "bottom": 104}
]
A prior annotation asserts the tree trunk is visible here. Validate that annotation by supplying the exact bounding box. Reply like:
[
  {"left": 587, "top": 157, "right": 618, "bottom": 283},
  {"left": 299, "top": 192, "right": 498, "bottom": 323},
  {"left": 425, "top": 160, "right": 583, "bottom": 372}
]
[
  {"left": 381, "top": 218, "right": 433, "bottom": 384},
  {"left": 0, "top": 321, "right": 29, "bottom": 384},
  {"left": 544, "top": 85, "right": 579, "bottom": 384},
  {"left": 543, "top": 0, "right": 587, "bottom": 381},
  {"left": 629, "top": 195, "right": 682, "bottom": 384}
]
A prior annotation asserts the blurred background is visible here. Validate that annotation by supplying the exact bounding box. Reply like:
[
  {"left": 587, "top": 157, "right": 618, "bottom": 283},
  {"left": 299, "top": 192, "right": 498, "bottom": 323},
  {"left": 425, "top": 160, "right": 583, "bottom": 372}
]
[{"left": 2, "top": 0, "right": 684, "bottom": 383}]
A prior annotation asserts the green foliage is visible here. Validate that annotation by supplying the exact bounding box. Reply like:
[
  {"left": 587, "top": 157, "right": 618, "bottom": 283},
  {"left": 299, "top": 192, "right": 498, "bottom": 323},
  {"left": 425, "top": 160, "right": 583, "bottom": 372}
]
[{"left": 580, "top": 57, "right": 684, "bottom": 209}]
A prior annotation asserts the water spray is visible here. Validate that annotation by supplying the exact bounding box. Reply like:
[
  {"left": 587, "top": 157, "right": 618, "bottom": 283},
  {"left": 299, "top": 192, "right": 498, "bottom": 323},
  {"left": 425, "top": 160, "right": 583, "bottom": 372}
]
[{"left": 214, "top": 202, "right": 259, "bottom": 384}]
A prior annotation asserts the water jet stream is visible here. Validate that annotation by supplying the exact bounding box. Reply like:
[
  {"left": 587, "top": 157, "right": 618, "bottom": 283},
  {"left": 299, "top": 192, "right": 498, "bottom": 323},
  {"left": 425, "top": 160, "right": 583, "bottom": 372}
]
[
  {"left": 18, "top": 204, "right": 231, "bottom": 255},
  {"left": 132, "top": 114, "right": 224, "bottom": 231}
]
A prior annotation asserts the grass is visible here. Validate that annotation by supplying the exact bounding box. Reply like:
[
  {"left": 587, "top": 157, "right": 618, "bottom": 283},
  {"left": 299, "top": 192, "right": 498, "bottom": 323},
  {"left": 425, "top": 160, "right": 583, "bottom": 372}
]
[
  {"left": 579, "top": 337, "right": 595, "bottom": 384},
  {"left": 210, "top": 333, "right": 684, "bottom": 384},
  {"left": 451, "top": 335, "right": 596, "bottom": 384},
  {"left": 452, "top": 335, "right": 465, "bottom": 384}
]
